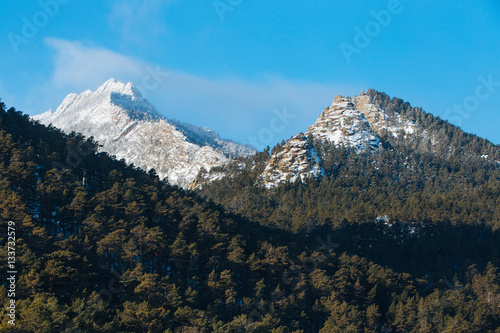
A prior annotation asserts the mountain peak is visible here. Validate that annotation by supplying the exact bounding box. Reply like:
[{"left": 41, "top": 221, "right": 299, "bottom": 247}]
[
  {"left": 352, "top": 93, "right": 416, "bottom": 138},
  {"left": 255, "top": 92, "right": 418, "bottom": 187},
  {"left": 97, "top": 78, "right": 142, "bottom": 98},
  {"left": 33, "top": 79, "right": 255, "bottom": 188},
  {"left": 332, "top": 95, "right": 353, "bottom": 105},
  {"left": 35, "top": 78, "right": 160, "bottom": 124},
  {"left": 306, "top": 94, "right": 380, "bottom": 152}
]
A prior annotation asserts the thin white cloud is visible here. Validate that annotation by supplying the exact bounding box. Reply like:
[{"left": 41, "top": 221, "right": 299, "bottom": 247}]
[
  {"left": 45, "top": 38, "right": 145, "bottom": 90},
  {"left": 107, "top": 0, "right": 172, "bottom": 46},
  {"left": 37, "top": 38, "right": 363, "bottom": 148}
]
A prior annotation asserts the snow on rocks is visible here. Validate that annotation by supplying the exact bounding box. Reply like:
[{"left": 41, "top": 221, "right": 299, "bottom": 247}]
[
  {"left": 33, "top": 78, "right": 255, "bottom": 188},
  {"left": 305, "top": 95, "right": 381, "bottom": 152},
  {"left": 259, "top": 133, "right": 325, "bottom": 188}
]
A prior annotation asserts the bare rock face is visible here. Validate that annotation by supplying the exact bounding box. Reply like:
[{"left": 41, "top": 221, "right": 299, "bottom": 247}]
[
  {"left": 33, "top": 78, "right": 255, "bottom": 188},
  {"left": 352, "top": 94, "right": 416, "bottom": 138},
  {"left": 259, "top": 133, "right": 325, "bottom": 188},
  {"left": 305, "top": 95, "right": 381, "bottom": 151},
  {"left": 258, "top": 93, "right": 419, "bottom": 187}
]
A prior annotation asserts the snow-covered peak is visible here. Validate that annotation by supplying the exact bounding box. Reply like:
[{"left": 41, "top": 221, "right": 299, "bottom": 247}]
[
  {"left": 33, "top": 78, "right": 255, "bottom": 188},
  {"left": 38, "top": 78, "right": 161, "bottom": 124},
  {"left": 96, "top": 78, "right": 142, "bottom": 97}
]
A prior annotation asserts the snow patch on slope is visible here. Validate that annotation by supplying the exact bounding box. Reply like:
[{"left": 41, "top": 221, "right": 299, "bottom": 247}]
[{"left": 169, "top": 118, "right": 256, "bottom": 158}]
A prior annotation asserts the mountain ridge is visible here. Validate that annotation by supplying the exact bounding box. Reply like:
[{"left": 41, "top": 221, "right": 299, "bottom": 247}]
[
  {"left": 34, "top": 81, "right": 500, "bottom": 189},
  {"left": 194, "top": 89, "right": 500, "bottom": 188}
]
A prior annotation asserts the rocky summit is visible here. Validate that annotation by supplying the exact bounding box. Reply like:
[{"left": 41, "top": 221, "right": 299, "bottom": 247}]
[
  {"left": 305, "top": 95, "right": 381, "bottom": 152},
  {"left": 247, "top": 93, "right": 419, "bottom": 187}
]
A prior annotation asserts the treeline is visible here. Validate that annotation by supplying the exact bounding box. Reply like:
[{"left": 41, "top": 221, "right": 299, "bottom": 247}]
[{"left": 0, "top": 100, "right": 500, "bottom": 332}]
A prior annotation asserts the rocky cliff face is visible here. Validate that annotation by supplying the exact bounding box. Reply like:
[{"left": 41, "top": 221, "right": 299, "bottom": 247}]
[
  {"left": 305, "top": 95, "right": 381, "bottom": 152},
  {"left": 254, "top": 93, "right": 420, "bottom": 187},
  {"left": 194, "top": 92, "right": 422, "bottom": 188},
  {"left": 259, "top": 133, "right": 325, "bottom": 188},
  {"left": 33, "top": 79, "right": 255, "bottom": 188},
  {"left": 352, "top": 94, "right": 416, "bottom": 138}
]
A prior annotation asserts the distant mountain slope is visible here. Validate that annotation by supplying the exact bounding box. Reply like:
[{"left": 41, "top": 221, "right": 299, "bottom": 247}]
[{"left": 33, "top": 79, "right": 255, "bottom": 188}]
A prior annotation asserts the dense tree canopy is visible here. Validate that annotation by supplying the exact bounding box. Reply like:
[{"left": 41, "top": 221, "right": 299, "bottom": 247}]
[{"left": 0, "top": 98, "right": 500, "bottom": 332}]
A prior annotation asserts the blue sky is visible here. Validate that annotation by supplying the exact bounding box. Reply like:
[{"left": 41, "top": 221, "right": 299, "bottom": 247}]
[{"left": 1, "top": 0, "right": 499, "bottom": 150}]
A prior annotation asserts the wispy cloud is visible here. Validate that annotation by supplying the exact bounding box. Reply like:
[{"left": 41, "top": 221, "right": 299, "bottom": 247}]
[
  {"left": 107, "top": 0, "right": 173, "bottom": 46},
  {"left": 45, "top": 38, "right": 145, "bottom": 90},
  {"left": 35, "top": 38, "right": 363, "bottom": 148}
]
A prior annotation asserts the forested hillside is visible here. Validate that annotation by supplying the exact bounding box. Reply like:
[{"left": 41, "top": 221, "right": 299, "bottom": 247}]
[
  {"left": 1, "top": 99, "right": 500, "bottom": 332},
  {"left": 198, "top": 91, "right": 500, "bottom": 276}
]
